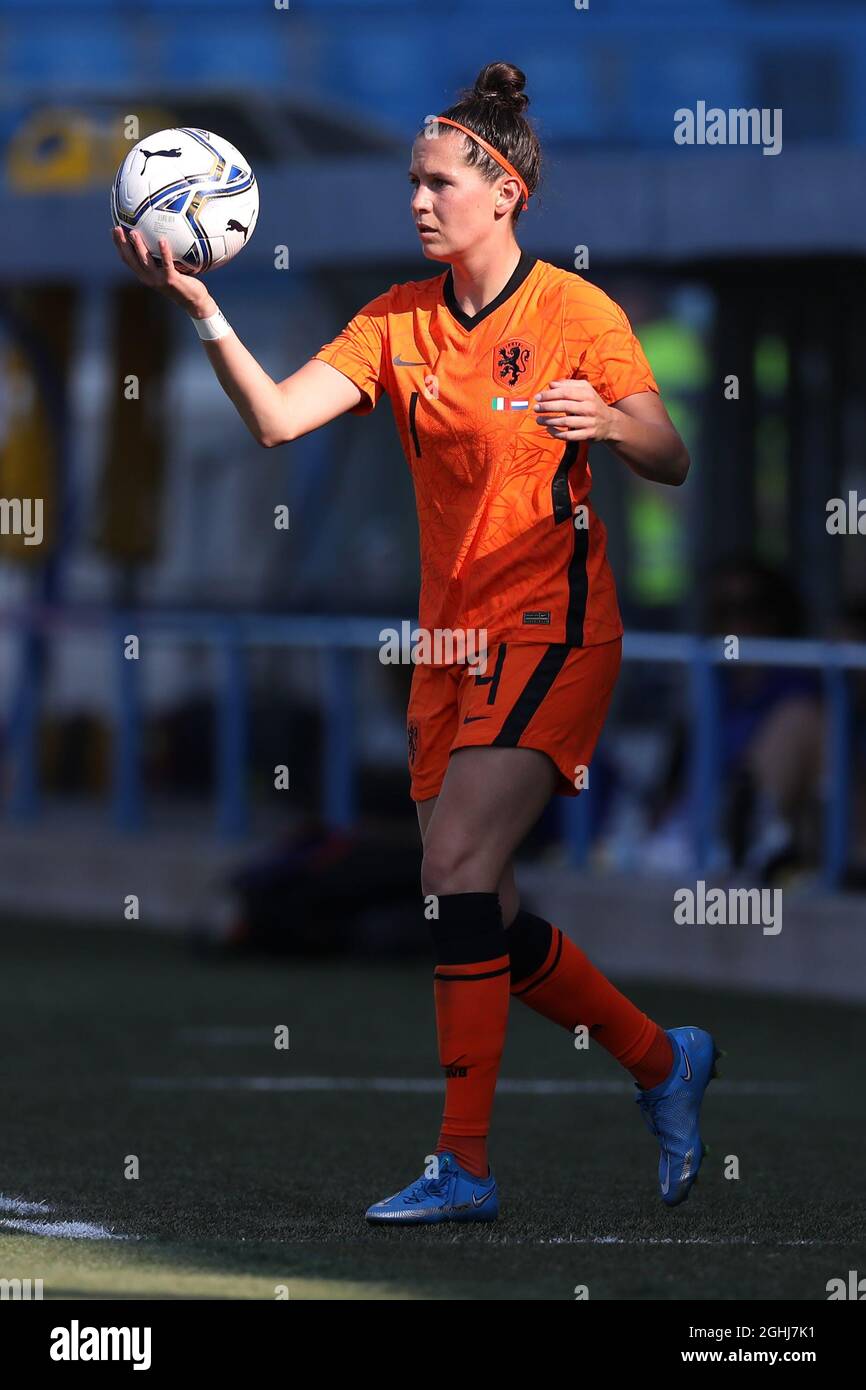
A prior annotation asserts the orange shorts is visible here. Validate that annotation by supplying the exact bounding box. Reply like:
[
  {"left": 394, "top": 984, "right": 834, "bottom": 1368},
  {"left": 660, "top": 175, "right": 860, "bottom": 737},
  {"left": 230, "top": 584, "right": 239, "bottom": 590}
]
[{"left": 406, "top": 637, "right": 622, "bottom": 802}]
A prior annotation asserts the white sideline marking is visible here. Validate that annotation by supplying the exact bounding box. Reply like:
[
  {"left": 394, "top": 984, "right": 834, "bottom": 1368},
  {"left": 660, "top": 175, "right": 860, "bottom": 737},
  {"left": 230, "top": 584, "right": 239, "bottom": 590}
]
[
  {"left": 0, "top": 1217, "right": 127, "bottom": 1241},
  {"left": 0, "top": 1194, "right": 53, "bottom": 1216},
  {"left": 0, "top": 1193, "right": 128, "bottom": 1241},
  {"left": 133, "top": 1076, "right": 803, "bottom": 1096}
]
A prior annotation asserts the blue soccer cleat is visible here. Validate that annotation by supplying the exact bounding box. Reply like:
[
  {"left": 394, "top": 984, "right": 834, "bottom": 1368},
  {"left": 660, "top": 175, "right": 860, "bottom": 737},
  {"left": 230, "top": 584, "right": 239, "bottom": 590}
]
[
  {"left": 634, "top": 1025, "right": 724, "bottom": 1208},
  {"left": 365, "top": 1151, "right": 499, "bottom": 1225}
]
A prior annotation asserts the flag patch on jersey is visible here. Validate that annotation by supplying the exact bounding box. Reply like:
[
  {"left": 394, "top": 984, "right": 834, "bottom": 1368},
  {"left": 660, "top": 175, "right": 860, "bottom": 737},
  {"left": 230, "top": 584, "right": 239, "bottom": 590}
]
[{"left": 491, "top": 397, "right": 530, "bottom": 411}]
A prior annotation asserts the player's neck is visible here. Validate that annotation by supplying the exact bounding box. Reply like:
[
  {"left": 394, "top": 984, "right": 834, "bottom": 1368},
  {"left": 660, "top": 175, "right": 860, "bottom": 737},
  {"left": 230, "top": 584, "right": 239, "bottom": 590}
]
[{"left": 447, "top": 242, "right": 522, "bottom": 321}]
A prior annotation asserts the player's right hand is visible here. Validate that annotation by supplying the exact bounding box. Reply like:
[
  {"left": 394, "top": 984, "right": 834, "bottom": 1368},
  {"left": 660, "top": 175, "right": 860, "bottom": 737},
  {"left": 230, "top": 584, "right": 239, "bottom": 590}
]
[{"left": 111, "top": 227, "right": 217, "bottom": 319}]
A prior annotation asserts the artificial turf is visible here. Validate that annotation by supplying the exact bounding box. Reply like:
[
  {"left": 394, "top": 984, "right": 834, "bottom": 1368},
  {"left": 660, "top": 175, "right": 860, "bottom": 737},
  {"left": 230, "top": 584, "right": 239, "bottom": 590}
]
[{"left": 1, "top": 920, "right": 864, "bottom": 1300}]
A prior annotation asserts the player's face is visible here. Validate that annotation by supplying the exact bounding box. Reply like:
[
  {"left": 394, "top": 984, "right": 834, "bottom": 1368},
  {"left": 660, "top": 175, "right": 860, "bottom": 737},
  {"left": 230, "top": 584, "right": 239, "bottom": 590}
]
[{"left": 408, "top": 133, "right": 504, "bottom": 260}]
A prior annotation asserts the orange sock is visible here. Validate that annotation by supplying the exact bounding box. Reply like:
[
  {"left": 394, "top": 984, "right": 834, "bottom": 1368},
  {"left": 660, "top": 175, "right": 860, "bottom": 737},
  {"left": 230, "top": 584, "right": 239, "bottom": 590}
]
[
  {"left": 429, "top": 893, "right": 510, "bottom": 1179},
  {"left": 507, "top": 910, "right": 673, "bottom": 1089}
]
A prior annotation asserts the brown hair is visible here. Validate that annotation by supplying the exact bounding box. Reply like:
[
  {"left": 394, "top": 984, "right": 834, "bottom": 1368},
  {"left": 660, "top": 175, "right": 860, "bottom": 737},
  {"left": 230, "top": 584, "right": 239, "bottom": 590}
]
[{"left": 428, "top": 61, "right": 541, "bottom": 223}]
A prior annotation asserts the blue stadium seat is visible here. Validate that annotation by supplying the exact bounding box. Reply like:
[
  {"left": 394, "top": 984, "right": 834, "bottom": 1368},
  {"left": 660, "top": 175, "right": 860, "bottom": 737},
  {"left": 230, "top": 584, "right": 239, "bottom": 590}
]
[
  {"left": 162, "top": 26, "right": 287, "bottom": 84},
  {"left": 6, "top": 20, "right": 130, "bottom": 83}
]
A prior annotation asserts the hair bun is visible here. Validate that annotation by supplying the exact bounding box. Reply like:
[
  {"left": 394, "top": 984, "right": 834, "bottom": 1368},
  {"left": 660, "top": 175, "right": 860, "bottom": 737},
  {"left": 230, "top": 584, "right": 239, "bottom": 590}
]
[{"left": 472, "top": 61, "right": 529, "bottom": 115}]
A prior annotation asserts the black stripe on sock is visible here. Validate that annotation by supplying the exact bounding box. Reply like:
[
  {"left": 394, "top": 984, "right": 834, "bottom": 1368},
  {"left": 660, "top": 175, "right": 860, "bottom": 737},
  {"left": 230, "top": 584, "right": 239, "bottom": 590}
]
[
  {"left": 507, "top": 908, "right": 554, "bottom": 985},
  {"left": 433, "top": 963, "right": 511, "bottom": 982},
  {"left": 512, "top": 926, "right": 563, "bottom": 996}
]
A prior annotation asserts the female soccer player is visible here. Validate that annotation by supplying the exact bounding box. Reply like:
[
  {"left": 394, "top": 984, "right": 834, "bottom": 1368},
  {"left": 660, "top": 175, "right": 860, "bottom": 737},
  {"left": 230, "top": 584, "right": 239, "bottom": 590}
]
[{"left": 113, "top": 61, "right": 721, "bottom": 1225}]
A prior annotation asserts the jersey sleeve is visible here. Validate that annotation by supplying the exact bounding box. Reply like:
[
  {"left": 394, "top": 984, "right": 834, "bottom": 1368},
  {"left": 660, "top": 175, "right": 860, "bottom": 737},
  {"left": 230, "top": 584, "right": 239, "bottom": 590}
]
[
  {"left": 562, "top": 279, "right": 659, "bottom": 405},
  {"left": 311, "top": 288, "right": 393, "bottom": 415}
]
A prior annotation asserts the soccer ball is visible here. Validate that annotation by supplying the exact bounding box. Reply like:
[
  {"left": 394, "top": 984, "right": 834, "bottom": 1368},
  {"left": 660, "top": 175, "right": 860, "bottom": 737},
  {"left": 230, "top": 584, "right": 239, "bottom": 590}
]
[{"left": 110, "top": 127, "right": 258, "bottom": 273}]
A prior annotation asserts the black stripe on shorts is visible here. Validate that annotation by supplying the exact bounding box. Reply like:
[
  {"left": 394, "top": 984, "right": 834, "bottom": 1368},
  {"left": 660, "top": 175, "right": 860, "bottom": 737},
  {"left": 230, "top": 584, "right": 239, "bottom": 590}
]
[{"left": 492, "top": 643, "right": 571, "bottom": 747}]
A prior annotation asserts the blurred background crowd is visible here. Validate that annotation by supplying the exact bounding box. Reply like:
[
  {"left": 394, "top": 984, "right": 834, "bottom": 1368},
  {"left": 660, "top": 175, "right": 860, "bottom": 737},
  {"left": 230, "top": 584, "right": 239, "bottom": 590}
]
[{"left": 2, "top": 0, "right": 866, "bottom": 948}]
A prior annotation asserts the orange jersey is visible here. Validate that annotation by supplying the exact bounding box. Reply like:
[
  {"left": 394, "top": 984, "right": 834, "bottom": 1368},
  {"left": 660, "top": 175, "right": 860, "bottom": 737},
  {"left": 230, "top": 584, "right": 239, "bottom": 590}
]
[{"left": 312, "top": 252, "right": 658, "bottom": 650}]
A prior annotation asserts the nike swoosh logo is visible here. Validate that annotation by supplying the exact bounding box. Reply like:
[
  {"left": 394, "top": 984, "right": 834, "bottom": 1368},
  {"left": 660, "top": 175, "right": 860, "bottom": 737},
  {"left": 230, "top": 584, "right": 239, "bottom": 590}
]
[
  {"left": 463, "top": 715, "right": 490, "bottom": 724},
  {"left": 472, "top": 1187, "right": 496, "bottom": 1207},
  {"left": 393, "top": 355, "right": 427, "bottom": 366},
  {"left": 661, "top": 1153, "right": 671, "bottom": 1195},
  {"left": 681, "top": 1050, "right": 692, "bottom": 1082}
]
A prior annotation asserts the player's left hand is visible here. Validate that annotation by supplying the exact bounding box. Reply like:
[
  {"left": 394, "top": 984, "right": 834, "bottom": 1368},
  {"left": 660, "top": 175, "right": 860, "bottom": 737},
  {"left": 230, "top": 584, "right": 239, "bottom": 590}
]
[{"left": 533, "top": 378, "right": 615, "bottom": 442}]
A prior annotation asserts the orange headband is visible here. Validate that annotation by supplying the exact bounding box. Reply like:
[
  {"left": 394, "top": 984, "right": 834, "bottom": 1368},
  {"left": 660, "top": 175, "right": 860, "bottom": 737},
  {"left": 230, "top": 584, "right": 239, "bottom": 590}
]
[{"left": 433, "top": 115, "right": 529, "bottom": 211}]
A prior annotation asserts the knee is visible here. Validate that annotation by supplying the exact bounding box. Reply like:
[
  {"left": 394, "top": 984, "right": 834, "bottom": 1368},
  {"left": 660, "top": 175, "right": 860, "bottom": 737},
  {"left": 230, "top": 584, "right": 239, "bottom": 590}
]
[{"left": 421, "top": 837, "right": 498, "bottom": 896}]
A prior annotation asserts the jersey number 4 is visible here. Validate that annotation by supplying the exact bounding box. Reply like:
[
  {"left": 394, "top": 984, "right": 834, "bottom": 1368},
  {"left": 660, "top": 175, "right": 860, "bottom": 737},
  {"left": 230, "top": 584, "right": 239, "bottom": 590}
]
[{"left": 473, "top": 644, "right": 507, "bottom": 703}]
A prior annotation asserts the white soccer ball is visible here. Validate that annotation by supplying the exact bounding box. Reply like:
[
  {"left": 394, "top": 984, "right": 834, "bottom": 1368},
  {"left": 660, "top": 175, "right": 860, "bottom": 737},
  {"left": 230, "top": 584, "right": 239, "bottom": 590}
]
[{"left": 111, "top": 127, "right": 259, "bottom": 273}]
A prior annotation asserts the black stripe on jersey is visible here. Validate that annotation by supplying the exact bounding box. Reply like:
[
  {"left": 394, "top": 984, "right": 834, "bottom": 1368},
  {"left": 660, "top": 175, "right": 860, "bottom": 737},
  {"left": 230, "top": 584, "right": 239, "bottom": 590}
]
[
  {"left": 565, "top": 518, "right": 589, "bottom": 646},
  {"left": 492, "top": 643, "right": 571, "bottom": 746},
  {"left": 408, "top": 390, "right": 421, "bottom": 456},
  {"left": 443, "top": 248, "right": 538, "bottom": 332},
  {"left": 551, "top": 440, "right": 589, "bottom": 646},
  {"left": 551, "top": 440, "right": 578, "bottom": 524}
]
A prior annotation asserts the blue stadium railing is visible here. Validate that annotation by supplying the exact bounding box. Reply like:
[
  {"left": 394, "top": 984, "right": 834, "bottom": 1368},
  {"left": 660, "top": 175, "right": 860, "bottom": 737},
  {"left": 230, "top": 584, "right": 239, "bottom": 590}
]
[{"left": 2, "top": 608, "right": 863, "bottom": 890}]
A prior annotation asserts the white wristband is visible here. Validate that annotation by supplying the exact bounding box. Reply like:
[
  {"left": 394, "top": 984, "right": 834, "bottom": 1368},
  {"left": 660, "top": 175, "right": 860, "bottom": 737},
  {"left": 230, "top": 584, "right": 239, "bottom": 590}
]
[{"left": 193, "top": 308, "right": 232, "bottom": 341}]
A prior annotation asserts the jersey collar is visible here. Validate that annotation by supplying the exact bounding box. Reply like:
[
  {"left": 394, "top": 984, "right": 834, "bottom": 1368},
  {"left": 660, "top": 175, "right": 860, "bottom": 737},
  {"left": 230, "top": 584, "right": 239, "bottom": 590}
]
[{"left": 442, "top": 248, "right": 538, "bottom": 332}]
